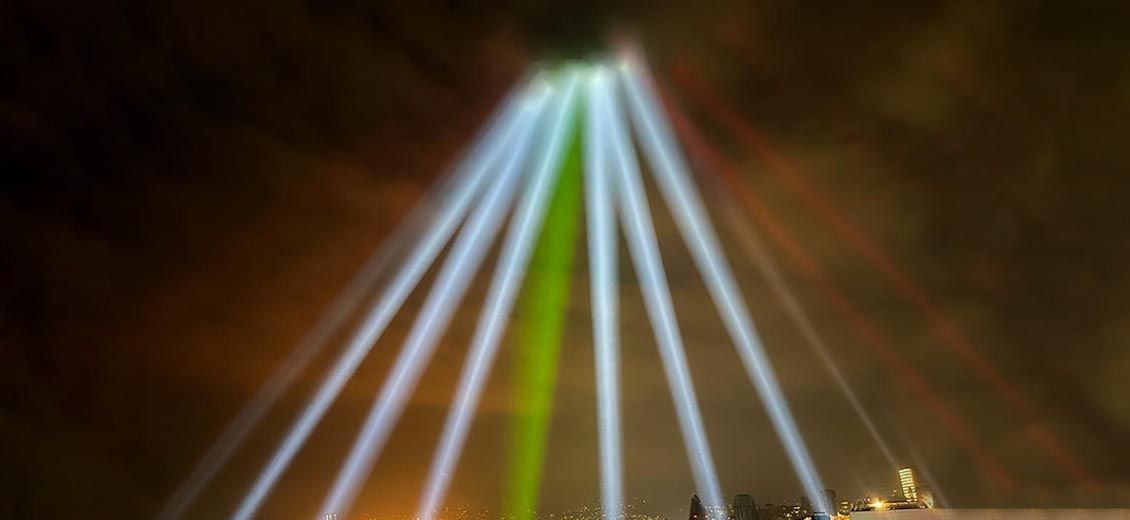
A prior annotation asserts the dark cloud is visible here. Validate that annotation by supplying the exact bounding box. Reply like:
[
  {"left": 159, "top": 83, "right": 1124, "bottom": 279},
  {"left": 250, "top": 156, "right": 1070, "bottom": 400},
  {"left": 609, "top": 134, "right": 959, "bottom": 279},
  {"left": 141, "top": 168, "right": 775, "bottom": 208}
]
[{"left": 3, "top": 1, "right": 1129, "bottom": 518}]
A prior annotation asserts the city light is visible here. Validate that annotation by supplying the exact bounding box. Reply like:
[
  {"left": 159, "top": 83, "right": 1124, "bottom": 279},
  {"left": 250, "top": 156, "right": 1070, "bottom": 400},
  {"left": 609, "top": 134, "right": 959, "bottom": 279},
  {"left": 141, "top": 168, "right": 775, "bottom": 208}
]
[
  {"left": 618, "top": 50, "right": 828, "bottom": 512},
  {"left": 229, "top": 81, "right": 543, "bottom": 520},
  {"left": 898, "top": 467, "right": 918, "bottom": 501},
  {"left": 416, "top": 68, "right": 581, "bottom": 520},
  {"left": 316, "top": 83, "right": 552, "bottom": 519}
]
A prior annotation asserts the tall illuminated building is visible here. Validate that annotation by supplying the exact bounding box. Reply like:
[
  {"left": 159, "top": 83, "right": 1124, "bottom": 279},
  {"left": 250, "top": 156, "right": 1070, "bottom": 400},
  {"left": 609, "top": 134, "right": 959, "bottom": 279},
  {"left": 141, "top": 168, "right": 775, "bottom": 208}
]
[{"left": 898, "top": 467, "right": 918, "bottom": 502}]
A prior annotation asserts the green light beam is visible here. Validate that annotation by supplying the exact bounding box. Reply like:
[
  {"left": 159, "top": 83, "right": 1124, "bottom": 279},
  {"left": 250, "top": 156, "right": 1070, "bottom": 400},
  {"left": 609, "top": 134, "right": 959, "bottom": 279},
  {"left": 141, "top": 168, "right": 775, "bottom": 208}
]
[{"left": 504, "top": 99, "right": 584, "bottom": 520}]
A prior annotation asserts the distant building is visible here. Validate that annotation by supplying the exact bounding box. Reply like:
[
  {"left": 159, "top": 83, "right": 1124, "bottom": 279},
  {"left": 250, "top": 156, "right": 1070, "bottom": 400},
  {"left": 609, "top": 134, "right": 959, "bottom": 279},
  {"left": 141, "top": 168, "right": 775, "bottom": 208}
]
[
  {"left": 898, "top": 467, "right": 918, "bottom": 502},
  {"left": 757, "top": 503, "right": 788, "bottom": 520},
  {"left": 690, "top": 494, "right": 707, "bottom": 520},
  {"left": 733, "top": 495, "right": 758, "bottom": 520},
  {"left": 800, "top": 497, "right": 812, "bottom": 517}
]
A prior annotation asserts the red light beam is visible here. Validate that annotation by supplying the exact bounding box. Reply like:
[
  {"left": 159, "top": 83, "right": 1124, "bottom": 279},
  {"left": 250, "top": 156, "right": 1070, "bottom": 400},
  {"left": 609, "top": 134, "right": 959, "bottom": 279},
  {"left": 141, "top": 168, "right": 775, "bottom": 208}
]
[
  {"left": 662, "top": 87, "right": 1016, "bottom": 492},
  {"left": 669, "top": 58, "right": 1096, "bottom": 490}
]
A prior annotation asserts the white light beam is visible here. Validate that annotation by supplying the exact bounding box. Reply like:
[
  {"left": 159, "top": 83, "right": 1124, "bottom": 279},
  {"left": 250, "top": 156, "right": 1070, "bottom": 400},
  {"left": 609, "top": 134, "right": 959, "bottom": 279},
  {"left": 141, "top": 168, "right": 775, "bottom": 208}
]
[
  {"left": 720, "top": 204, "right": 900, "bottom": 473},
  {"left": 229, "top": 81, "right": 542, "bottom": 520},
  {"left": 585, "top": 67, "right": 623, "bottom": 520},
  {"left": 416, "top": 69, "right": 581, "bottom": 520},
  {"left": 161, "top": 84, "right": 532, "bottom": 520},
  {"left": 603, "top": 68, "right": 724, "bottom": 509},
  {"left": 319, "top": 84, "right": 552, "bottom": 519},
  {"left": 618, "top": 54, "right": 829, "bottom": 513}
]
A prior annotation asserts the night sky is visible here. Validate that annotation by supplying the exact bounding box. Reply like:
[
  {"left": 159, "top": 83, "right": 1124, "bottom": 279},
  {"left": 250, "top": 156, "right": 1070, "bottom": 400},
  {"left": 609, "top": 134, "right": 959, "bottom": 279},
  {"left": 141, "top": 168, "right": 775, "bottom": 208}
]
[{"left": 3, "top": 1, "right": 1130, "bottom": 519}]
